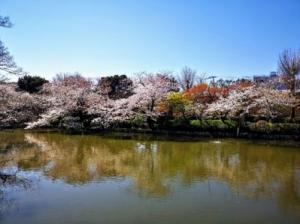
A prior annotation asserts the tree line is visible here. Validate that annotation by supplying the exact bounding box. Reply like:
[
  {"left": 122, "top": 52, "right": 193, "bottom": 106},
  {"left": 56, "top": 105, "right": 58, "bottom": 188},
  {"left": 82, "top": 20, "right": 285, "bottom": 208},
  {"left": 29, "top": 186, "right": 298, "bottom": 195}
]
[{"left": 0, "top": 15, "right": 300, "bottom": 135}]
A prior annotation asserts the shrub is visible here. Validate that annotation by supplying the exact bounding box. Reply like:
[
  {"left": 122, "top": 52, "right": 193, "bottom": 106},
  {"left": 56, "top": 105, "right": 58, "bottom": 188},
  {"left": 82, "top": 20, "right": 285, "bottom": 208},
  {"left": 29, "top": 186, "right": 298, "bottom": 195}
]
[
  {"left": 189, "top": 119, "right": 237, "bottom": 130},
  {"left": 130, "top": 115, "right": 147, "bottom": 128},
  {"left": 206, "top": 120, "right": 228, "bottom": 130},
  {"left": 249, "top": 121, "right": 300, "bottom": 133},
  {"left": 249, "top": 120, "right": 272, "bottom": 133},
  {"left": 271, "top": 123, "right": 300, "bottom": 133},
  {"left": 168, "top": 118, "right": 188, "bottom": 129},
  {"left": 189, "top": 119, "right": 207, "bottom": 129},
  {"left": 190, "top": 119, "right": 201, "bottom": 127},
  {"left": 223, "top": 120, "right": 238, "bottom": 128},
  {"left": 17, "top": 75, "right": 48, "bottom": 93}
]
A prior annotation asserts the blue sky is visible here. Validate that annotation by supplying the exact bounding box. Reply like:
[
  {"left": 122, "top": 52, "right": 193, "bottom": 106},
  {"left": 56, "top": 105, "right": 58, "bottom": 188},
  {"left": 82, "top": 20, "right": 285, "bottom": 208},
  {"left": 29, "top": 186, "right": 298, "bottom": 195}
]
[{"left": 1, "top": 0, "right": 300, "bottom": 80}]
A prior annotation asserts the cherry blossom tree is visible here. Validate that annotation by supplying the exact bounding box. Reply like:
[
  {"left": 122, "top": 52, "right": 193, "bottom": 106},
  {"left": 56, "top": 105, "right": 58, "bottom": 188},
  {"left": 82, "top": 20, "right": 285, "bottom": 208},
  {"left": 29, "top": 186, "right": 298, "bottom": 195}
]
[
  {"left": 205, "top": 86, "right": 298, "bottom": 121},
  {"left": 22, "top": 71, "right": 300, "bottom": 131},
  {"left": 26, "top": 73, "right": 92, "bottom": 129},
  {"left": 86, "top": 73, "right": 179, "bottom": 129},
  {"left": 204, "top": 86, "right": 299, "bottom": 136},
  {"left": 0, "top": 84, "right": 48, "bottom": 128},
  {"left": 135, "top": 72, "right": 179, "bottom": 112}
]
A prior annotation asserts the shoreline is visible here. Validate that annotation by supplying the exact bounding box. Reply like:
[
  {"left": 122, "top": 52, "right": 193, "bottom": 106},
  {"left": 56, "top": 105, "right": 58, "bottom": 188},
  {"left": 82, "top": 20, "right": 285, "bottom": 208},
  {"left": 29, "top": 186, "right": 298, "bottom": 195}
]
[{"left": 1, "top": 127, "right": 300, "bottom": 142}]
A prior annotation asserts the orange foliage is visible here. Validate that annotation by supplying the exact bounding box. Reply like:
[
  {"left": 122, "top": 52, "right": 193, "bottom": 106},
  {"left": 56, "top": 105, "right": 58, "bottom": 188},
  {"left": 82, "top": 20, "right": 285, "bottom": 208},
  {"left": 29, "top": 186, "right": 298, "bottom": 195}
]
[
  {"left": 185, "top": 83, "right": 208, "bottom": 96},
  {"left": 228, "top": 80, "right": 253, "bottom": 91},
  {"left": 184, "top": 83, "right": 226, "bottom": 103},
  {"left": 184, "top": 81, "right": 254, "bottom": 104}
]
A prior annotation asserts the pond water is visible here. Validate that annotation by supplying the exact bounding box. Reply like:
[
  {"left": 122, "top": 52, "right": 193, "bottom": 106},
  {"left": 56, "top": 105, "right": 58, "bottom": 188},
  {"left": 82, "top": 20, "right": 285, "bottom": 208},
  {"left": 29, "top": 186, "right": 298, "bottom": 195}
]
[{"left": 0, "top": 131, "right": 300, "bottom": 224}]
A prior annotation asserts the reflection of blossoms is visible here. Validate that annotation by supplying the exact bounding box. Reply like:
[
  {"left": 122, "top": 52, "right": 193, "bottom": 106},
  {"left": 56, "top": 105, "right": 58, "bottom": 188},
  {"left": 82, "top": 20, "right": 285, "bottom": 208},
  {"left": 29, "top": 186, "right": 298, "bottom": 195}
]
[{"left": 1, "top": 132, "right": 300, "bottom": 203}]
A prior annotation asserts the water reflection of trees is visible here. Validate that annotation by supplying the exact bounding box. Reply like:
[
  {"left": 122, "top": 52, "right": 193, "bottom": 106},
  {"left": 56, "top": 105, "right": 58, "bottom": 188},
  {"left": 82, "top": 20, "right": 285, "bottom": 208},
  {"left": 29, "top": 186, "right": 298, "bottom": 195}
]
[
  {"left": 0, "top": 131, "right": 32, "bottom": 215},
  {"left": 0, "top": 131, "right": 300, "bottom": 212}
]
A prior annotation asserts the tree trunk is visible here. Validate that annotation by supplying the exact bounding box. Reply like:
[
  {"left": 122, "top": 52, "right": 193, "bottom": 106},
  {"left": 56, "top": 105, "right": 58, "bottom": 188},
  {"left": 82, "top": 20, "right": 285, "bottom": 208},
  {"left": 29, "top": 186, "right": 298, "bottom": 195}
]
[
  {"left": 290, "top": 107, "right": 296, "bottom": 122},
  {"left": 236, "top": 113, "right": 246, "bottom": 137},
  {"left": 290, "top": 76, "right": 296, "bottom": 122}
]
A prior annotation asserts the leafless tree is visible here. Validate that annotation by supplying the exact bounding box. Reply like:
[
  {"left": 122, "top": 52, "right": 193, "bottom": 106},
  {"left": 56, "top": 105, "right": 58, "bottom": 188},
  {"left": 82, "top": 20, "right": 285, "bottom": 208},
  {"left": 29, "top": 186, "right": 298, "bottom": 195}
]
[
  {"left": 197, "top": 72, "right": 207, "bottom": 84},
  {"left": 278, "top": 49, "right": 300, "bottom": 120},
  {"left": 0, "top": 16, "right": 23, "bottom": 82},
  {"left": 178, "top": 66, "right": 197, "bottom": 90},
  {"left": 0, "top": 42, "right": 23, "bottom": 82}
]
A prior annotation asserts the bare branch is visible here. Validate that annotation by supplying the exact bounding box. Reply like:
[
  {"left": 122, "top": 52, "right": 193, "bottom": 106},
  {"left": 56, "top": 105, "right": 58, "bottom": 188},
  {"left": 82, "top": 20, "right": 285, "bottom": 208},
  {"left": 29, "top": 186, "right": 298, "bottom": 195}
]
[
  {"left": 178, "top": 66, "right": 197, "bottom": 90},
  {"left": 278, "top": 49, "right": 300, "bottom": 95},
  {"left": 0, "top": 41, "right": 24, "bottom": 82}
]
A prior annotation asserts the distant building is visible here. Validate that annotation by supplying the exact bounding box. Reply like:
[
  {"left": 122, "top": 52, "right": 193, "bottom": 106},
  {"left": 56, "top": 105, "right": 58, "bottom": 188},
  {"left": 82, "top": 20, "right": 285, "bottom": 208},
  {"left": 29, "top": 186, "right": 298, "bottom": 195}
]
[
  {"left": 253, "top": 71, "right": 278, "bottom": 83},
  {"left": 269, "top": 71, "right": 278, "bottom": 77},
  {"left": 253, "top": 71, "right": 287, "bottom": 90}
]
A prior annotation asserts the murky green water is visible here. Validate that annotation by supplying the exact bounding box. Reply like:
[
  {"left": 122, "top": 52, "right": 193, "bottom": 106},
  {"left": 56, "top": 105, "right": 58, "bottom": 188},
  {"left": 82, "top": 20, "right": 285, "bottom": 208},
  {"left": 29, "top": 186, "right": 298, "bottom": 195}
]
[{"left": 0, "top": 131, "right": 300, "bottom": 223}]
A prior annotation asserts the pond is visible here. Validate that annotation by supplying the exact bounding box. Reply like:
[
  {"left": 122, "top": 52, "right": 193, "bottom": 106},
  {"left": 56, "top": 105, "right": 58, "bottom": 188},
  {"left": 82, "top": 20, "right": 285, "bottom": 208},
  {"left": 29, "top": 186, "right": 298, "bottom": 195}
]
[{"left": 0, "top": 130, "right": 300, "bottom": 223}]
